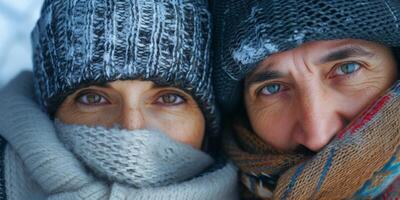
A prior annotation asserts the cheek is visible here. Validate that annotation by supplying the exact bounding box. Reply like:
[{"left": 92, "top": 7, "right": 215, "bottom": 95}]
[
  {"left": 335, "top": 73, "right": 397, "bottom": 118},
  {"left": 55, "top": 102, "right": 120, "bottom": 127},
  {"left": 338, "top": 85, "right": 389, "bottom": 121},
  {"left": 246, "top": 98, "right": 295, "bottom": 150},
  {"left": 149, "top": 107, "right": 206, "bottom": 149}
]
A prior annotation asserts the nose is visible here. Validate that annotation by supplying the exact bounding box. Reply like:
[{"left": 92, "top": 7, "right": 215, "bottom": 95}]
[
  {"left": 293, "top": 84, "right": 345, "bottom": 152},
  {"left": 120, "top": 106, "right": 146, "bottom": 130}
]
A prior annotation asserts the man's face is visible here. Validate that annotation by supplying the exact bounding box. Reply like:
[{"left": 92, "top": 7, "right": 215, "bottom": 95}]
[
  {"left": 244, "top": 39, "right": 397, "bottom": 152},
  {"left": 56, "top": 80, "right": 205, "bottom": 149}
]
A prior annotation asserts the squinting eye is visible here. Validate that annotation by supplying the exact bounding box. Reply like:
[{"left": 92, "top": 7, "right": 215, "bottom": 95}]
[
  {"left": 335, "top": 62, "right": 361, "bottom": 76},
  {"left": 77, "top": 93, "right": 109, "bottom": 105},
  {"left": 260, "top": 83, "right": 282, "bottom": 96},
  {"left": 156, "top": 93, "right": 185, "bottom": 105}
]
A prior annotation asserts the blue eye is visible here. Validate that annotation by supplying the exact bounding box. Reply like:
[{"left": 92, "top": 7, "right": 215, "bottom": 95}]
[
  {"left": 335, "top": 62, "right": 361, "bottom": 75},
  {"left": 260, "top": 84, "right": 282, "bottom": 95}
]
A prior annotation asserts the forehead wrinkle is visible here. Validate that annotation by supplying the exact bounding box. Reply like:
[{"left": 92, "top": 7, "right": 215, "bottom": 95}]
[{"left": 317, "top": 44, "right": 375, "bottom": 65}]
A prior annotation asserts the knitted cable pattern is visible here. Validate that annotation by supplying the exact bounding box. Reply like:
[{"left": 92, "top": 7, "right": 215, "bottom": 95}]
[
  {"left": 225, "top": 81, "right": 400, "bottom": 199},
  {"left": 32, "top": 0, "right": 220, "bottom": 135}
]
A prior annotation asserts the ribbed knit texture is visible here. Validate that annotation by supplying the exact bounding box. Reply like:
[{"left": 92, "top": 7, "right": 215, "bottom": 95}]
[
  {"left": 56, "top": 121, "right": 214, "bottom": 188},
  {"left": 4, "top": 145, "right": 45, "bottom": 200},
  {"left": 0, "top": 72, "right": 94, "bottom": 195},
  {"left": 0, "top": 71, "right": 239, "bottom": 200},
  {"left": 212, "top": 0, "right": 400, "bottom": 112},
  {"left": 32, "top": 0, "right": 220, "bottom": 135},
  {"left": 225, "top": 81, "right": 400, "bottom": 199}
]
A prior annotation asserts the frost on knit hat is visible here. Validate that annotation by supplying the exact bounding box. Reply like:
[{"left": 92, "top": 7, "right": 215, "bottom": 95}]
[
  {"left": 212, "top": 0, "right": 400, "bottom": 112},
  {"left": 31, "top": 0, "right": 219, "bottom": 135}
]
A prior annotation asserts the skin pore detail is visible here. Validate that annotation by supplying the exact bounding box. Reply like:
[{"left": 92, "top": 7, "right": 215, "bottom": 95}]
[
  {"left": 244, "top": 39, "right": 397, "bottom": 153},
  {"left": 56, "top": 80, "right": 206, "bottom": 149}
]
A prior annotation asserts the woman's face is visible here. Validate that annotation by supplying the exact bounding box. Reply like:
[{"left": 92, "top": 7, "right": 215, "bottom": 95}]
[
  {"left": 56, "top": 80, "right": 205, "bottom": 149},
  {"left": 244, "top": 39, "right": 397, "bottom": 152}
]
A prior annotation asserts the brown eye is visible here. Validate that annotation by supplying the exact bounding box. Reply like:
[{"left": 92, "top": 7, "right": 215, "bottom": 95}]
[
  {"left": 77, "top": 93, "right": 109, "bottom": 105},
  {"left": 156, "top": 93, "right": 185, "bottom": 105}
]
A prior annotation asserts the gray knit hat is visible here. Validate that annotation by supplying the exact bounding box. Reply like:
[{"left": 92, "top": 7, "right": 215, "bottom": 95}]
[
  {"left": 212, "top": 0, "right": 400, "bottom": 112},
  {"left": 32, "top": 0, "right": 219, "bottom": 135}
]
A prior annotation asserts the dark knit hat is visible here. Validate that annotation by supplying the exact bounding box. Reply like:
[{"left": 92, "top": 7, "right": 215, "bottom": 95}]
[
  {"left": 212, "top": 0, "right": 400, "bottom": 112},
  {"left": 32, "top": 0, "right": 219, "bottom": 135}
]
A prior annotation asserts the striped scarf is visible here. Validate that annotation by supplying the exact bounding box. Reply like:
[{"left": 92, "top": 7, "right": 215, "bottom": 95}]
[{"left": 225, "top": 82, "right": 400, "bottom": 200}]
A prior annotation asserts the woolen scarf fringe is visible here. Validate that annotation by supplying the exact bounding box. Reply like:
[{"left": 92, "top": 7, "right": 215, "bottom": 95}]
[{"left": 225, "top": 81, "right": 400, "bottom": 200}]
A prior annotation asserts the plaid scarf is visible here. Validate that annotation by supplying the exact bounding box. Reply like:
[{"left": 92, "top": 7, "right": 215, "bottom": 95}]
[{"left": 225, "top": 82, "right": 400, "bottom": 200}]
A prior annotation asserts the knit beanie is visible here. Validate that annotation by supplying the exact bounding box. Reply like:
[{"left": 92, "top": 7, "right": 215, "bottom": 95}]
[
  {"left": 31, "top": 0, "right": 219, "bottom": 135},
  {"left": 212, "top": 0, "right": 400, "bottom": 112}
]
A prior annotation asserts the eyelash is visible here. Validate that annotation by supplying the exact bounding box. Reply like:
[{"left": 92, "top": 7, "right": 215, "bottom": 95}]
[
  {"left": 73, "top": 88, "right": 190, "bottom": 110},
  {"left": 256, "top": 82, "right": 288, "bottom": 97},
  {"left": 154, "top": 92, "right": 187, "bottom": 106},
  {"left": 75, "top": 90, "right": 110, "bottom": 106},
  {"left": 255, "top": 61, "right": 364, "bottom": 97},
  {"left": 329, "top": 61, "right": 364, "bottom": 79}
]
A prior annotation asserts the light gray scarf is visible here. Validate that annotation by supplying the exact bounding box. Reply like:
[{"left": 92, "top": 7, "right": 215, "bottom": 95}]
[
  {"left": 55, "top": 121, "right": 213, "bottom": 188},
  {"left": 0, "top": 72, "right": 239, "bottom": 200}
]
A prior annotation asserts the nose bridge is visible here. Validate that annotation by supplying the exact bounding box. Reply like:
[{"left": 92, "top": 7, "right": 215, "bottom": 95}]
[
  {"left": 120, "top": 104, "right": 146, "bottom": 130},
  {"left": 295, "top": 80, "right": 339, "bottom": 151},
  {"left": 298, "top": 82, "right": 323, "bottom": 133}
]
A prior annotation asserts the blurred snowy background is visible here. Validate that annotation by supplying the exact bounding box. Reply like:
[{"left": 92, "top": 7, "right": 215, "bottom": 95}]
[{"left": 0, "top": 0, "right": 43, "bottom": 87}]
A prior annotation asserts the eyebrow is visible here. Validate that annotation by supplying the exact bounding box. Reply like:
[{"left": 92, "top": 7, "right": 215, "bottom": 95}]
[
  {"left": 318, "top": 45, "right": 375, "bottom": 64},
  {"left": 245, "top": 70, "right": 283, "bottom": 89}
]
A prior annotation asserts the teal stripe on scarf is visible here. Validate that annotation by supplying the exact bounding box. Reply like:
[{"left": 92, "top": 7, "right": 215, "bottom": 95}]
[
  {"left": 315, "top": 147, "right": 336, "bottom": 192},
  {"left": 282, "top": 163, "right": 306, "bottom": 200},
  {"left": 355, "top": 147, "right": 400, "bottom": 198}
]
